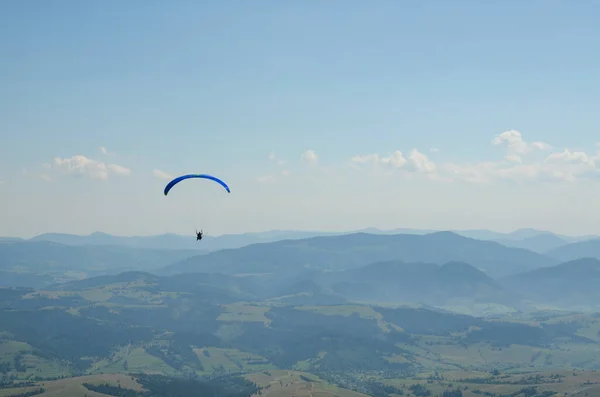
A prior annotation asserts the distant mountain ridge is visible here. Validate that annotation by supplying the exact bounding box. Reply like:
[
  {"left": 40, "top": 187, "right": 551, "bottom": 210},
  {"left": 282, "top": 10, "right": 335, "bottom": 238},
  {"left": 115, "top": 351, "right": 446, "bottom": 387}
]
[
  {"left": 500, "top": 257, "right": 600, "bottom": 310},
  {"left": 162, "top": 231, "right": 558, "bottom": 278},
  {"left": 11, "top": 227, "right": 596, "bottom": 253},
  {"left": 0, "top": 240, "right": 206, "bottom": 286},
  {"left": 52, "top": 260, "right": 513, "bottom": 309},
  {"left": 54, "top": 254, "right": 600, "bottom": 313},
  {"left": 315, "top": 260, "right": 521, "bottom": 307},
  {"left": 545, "top": 238, "right": 600, "bottom": 262},
  {"left": 493, "top": 234, "right": 570, "bottom": 253},
  {"left": 3, "top": 231, "right": 600, "bottom": 312}
]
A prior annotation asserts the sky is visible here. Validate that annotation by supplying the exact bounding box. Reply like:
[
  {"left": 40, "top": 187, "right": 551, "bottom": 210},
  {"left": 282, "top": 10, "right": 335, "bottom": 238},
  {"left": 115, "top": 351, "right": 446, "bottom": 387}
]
[{"left": 2, "top": 0, "right": 600, "bottom": 238}]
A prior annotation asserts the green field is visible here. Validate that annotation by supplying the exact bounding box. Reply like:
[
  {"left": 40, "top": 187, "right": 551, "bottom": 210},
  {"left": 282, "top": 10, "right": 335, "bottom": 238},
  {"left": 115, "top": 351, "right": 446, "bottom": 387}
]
[
  {"left": 217, "top": 303, "right": 271, "bottom": 323},
  {"left": 0, "top": 374, "right": 142, "bottom": 397},
  {"left": 194, "top": 347, "right": 276, "bottom": 373},
  {"left": 0, "top": 371, "right": 368, "bottom": 397},
  {"left": 385, "top": 369, "right": 600, "bottom": 397},
  {"left": 90, "top": 346, "right": 180, "bottom": 376},
  {"left": 245, "top": 370, "right": 370, "bottom": 396},
  {"left": 295, "top": 304, "right": 394, "bottom": 332}
]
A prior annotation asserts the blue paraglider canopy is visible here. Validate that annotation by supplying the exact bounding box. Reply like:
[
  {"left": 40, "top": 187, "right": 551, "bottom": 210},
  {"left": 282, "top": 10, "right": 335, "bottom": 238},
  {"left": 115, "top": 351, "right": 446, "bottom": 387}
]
[{"left": 163, "top": 174, "right": 231, "bottom": 196}]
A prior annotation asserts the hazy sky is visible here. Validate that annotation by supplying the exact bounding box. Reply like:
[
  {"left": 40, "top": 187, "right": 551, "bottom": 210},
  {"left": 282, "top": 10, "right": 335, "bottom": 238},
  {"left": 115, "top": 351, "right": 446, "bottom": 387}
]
[{"left": 2, "top": 1, "right": 600, "bottom": 238}]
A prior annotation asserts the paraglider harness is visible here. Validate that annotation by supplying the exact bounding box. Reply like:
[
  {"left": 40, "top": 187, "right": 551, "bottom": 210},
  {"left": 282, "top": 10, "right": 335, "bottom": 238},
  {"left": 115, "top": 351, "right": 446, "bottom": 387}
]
[{"left": 196, "top": 230, "right": 203, "bottom": 241}]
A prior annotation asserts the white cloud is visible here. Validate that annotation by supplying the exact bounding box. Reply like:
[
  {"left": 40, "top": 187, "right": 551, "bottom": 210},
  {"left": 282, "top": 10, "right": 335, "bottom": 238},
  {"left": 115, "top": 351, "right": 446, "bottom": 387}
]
[
  {"left": 407, "top": 149, "right": 436, "bottom": 174},
  {"left": 505, "top": 154, "right": 522, "bottom": 163},
  {"left": 99, "top": 146, "right": 115, "bottom": 156},
  {"left": 351, "top": 153, "right": 379, "bottom": 165},
  {"left": 152, "top": 169, "right": 173, "bottom": 180},
  {"left": 443, "top": 148, "right": 598, "bottom": 185},
  {"left": 108, "top": 164, "right": 131, "bottom": 176},
  {"left": 492, "top": 129, "right": 551, "bottom": 162},
  {"left": 352, "top": 151, "right": 406, "bottom": 168},
  {"left": 49, "top": 155, "right": 131, "bottom": 180},
  {"left": 531, "top": 141, "right": 552, "bottom": 150},
  {"left": 351, "top": 149, "right": 435, "bottom": 176},
  {"left": 380, "top": 151, "right": 407, "bottom": 168},
  {"left": 350, "top": 131, "right": 600, "bottom": 185},
  {"left": 301, "top": 149, "right": 319, "bottom": 166},
  {"left": 430, "top": 147, "right": 440, "bottom": 153},
  {"left": 544, "top": 148, "right": 593, "bottom": 165}
]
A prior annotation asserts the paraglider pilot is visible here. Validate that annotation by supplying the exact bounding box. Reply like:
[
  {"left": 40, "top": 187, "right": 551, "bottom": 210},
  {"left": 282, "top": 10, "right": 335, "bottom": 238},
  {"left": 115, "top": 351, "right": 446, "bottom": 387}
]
[{"left": 196, "top": 230, "right": 203, "bottom": 241}]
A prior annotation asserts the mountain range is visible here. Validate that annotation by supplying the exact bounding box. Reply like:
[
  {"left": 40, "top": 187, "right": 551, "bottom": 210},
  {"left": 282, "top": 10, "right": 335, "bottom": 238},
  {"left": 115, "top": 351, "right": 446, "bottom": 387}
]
[
  {"left": 0, "top": 240, "right": 204, "bottom": 282},
  {"left": 6, "top": 227, "right": 597, "bottom": 253},
  {"left": 500, "top": 257, "right": 600, "bottom": 310},
  {"left": 162, "top": 231, "right": 557, "bottom": 279},
  {"left": 314, "top": 260, "right": 521, "bottom": 308},
  {"left": 3, "top": 229, "right": 600, "bottom": 312}
]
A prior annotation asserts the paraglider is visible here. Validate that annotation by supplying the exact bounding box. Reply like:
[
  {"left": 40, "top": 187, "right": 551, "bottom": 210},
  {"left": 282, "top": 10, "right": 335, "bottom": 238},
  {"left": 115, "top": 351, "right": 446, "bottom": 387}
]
[
  {"left": 163, "top": 173, "right": 230, "bottom": 241},
  {"left": 163, "top": 173, "right": 231, "bottom": 196}
]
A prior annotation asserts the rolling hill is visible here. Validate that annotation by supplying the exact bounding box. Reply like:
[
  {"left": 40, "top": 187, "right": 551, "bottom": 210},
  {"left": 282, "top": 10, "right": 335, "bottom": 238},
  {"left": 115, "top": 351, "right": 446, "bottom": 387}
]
[
  {"left": 52, "top": 270, "right": 267, "bottom": 303},
  {"left": 163, "top": 231, "right": 558, "bottom": 278},
  {"left": 500, "top": 257, "right": 600, "bottom": 309},
  {"left": 545, "top": 238, "right": 600, "bottom": 261},
  {"left": 0, "top": 240, "right": 205, "bottom": 285},
  {"left": 52, "top": 260, "right": 525, "bottom": 310},
  {"left": 315, "top": 260, "right": 522, "bottom": 307},
  {"left": 493, "top": 233, "right": 569, "bottom": 253}
]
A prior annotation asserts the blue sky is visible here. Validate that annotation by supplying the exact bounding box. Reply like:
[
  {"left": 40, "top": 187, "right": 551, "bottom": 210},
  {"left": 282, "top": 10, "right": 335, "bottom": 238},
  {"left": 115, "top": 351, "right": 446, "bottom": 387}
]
[{"left": 2, "top": 0, "right": 600, "bottom": 237}]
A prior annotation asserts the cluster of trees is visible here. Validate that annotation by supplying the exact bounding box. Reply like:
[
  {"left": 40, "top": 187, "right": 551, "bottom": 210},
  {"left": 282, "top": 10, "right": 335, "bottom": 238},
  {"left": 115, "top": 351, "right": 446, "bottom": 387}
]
[
  {"left": 471, "top": 387, "right": 556, "bottom": 397},
  {"left": 136, "top": 374, "right": 260, "bottom": 397},
  {"left": 0, "top": 309, "right": 153, "bottom": 370},
  {"left": 82, "top": 374, "right": 261, "bottom": 397},
  {"left": 83, "top": 382, "right": 139, "bottom": 397},
  {"left": 144, "top": 338, "right": 204, "bottom": 372},
  {"left": 2, "top": 388, "right": 45, "bottom": 397}
]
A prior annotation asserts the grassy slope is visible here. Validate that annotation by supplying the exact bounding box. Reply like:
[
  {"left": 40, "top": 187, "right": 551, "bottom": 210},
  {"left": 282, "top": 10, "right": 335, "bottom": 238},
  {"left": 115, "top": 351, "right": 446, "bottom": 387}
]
[
  {"left": 0, "top": 374, "right": 142, "bottom": 397},
  {"left": 385, "top": 370, "right": 600, "bottom": 397},
  {"left": 0, "top": 371, "right": 367, "bottom": 397}
]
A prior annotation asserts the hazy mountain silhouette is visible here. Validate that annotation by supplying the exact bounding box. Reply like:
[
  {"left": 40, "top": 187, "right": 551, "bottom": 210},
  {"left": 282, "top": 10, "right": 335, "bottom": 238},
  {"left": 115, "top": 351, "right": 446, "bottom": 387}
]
[
  {"left": 0, "top": 270, "right": 54, "bottom": 289},
  {"left": 20, "top": 227, "right": 597, "bottom": 252},
  {"left": 54, "top": 270, "right": 342, "bottom": 305},
  {"left": 500, "top": 257, "right": 600, "bottom": 309},
  {"left": 0, "top": 237, "right": 23, "bottom": 242},
  {"left": 545, "top": 238, "right": 600, "bottom": 261},
  {"left": 163, "top": 231, "right": 557, "bottom": 278},
  {"left": 494, "top": 234, "right": 569, "bottom": 253},
  {"left": 498, "top": 228, "right": 596, "bottom": 242},
  {"left": 29, "top": 232, "right": 208, "bottom": 250},
  {"left": 0, "top": 240, "right": 204, "bottom": 277},
  {"left": 315, "top": 260, "right": 520, "bottom": 307}
]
